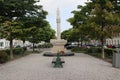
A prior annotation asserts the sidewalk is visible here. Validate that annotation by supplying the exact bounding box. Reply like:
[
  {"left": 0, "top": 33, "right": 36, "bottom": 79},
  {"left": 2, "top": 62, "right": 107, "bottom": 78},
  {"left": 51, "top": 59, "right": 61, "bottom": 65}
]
[{"left": 0, "top": 51, "right": 120, "bottom": 80}]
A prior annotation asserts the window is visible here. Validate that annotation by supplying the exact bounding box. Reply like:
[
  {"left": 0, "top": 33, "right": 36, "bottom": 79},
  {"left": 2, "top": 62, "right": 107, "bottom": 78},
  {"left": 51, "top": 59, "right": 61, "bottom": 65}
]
[{"left": 0, "top": 42, "right": 3, "bottom": 47}]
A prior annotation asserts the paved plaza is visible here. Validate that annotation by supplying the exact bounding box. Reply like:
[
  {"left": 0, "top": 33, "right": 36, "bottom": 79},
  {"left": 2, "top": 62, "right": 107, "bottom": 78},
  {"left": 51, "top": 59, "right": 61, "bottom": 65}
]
[{"left": 0, "top": 50, "right": 120, "bottom": 80}]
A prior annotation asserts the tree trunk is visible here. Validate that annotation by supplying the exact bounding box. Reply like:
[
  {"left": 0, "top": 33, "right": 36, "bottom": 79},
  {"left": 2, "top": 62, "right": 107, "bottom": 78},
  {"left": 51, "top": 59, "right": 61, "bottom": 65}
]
[
  {"left": 101, "top": 22, "right": 105, "bottom": 59},
  {"left": 22, "top": 40, "right": 25, "bottom": 47},
  {"left": 101, "top": 39, "right": 105, "bottom": 59},
  {"left": 10, "top": 39, "right": 14, "bottom": 59},
  {"left": 78, "top": 40, "right": 79, "bottom": 47},
  {"left": 80, "top": 33, "right": 83, "bottom": 47},
  {"left": 80, "top": 38, "right": 83, "bottom": 47},
  {"left": 33, "top": 43, "right": 35, "bottom": 51},
  {"left": 81, "top": 40, "right": 83, "bottom": 47}
]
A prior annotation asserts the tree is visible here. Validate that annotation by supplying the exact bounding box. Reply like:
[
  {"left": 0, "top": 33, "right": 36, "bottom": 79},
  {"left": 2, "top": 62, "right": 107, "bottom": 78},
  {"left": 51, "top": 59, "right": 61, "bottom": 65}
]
[
  {"left": 40, "top": 25, "right": 56, "bottom": 42},
  {"left": 1, "top": 21, "right": 22, "bottom": 59},
  {"left": 22, "top": 17, "right": 48, "bottom": 51},
  {"left": 27, "top": 23, "right": 55, "bottom": 51},
  {"left": 0, "top": 0, "right": 44, "bottom": 21},
  {"left": 61, "top": 28, "right": 73, "bottom": 41},
  {"left": 0, "top": 0, "right": 48, "bottom": 59},
  {"left": 88, "top": 0, "right": 120, "bottom": 59},
  {"left": 68, "top": 0, "right": 120, "bottom": 59},
  {"left": 67, "top": 3, "right": 95, "bottom": 46},
  {"left": 67, "top": 2, "right": 93, "bottom": 28}
]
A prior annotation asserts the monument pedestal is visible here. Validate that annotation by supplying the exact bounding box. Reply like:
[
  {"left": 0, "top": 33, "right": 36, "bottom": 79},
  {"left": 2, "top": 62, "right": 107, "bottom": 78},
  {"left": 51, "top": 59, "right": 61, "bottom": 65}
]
[
  {"left": 43, "top": 8, "right": 74, "bottom": 56},
  {"left": 50, "top": 39, "right": 67, "bottom": 53},
  {"left": 43, "top": 39, "right": 74, "bottom": 56}
]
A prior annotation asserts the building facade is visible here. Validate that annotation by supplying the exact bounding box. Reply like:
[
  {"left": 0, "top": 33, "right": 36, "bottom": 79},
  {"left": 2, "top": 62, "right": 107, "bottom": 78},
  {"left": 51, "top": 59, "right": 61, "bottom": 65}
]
[
  {"left": 0, "top": 38, "right": 32, "bottom": 49},
  {"left": 0, "top": 39, "right": 9, "bottom": 49},
  {"left": 106, "top": 37, "right": 120, "bottom": 45}
]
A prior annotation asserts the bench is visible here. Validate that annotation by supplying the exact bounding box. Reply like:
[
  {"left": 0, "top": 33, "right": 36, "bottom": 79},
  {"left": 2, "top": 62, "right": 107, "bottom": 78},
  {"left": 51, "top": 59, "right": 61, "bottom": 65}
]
[
  {"left": 52, "top": 58, "right": 65, "bottom": 64},
  {"left": 52, "top": 58, "right": 65, "bottom": 68}
]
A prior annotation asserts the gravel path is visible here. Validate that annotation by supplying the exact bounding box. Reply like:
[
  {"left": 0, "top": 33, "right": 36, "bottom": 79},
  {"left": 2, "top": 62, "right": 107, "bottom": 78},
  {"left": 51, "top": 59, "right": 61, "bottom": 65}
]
[{"left": 0, "top": 51, "right": 120, "bottom": 80}]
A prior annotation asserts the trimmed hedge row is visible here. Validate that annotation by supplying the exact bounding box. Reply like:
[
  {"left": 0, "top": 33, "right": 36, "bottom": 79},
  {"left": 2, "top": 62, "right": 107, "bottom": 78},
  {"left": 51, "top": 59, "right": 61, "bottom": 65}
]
[
  {"left": 0, "top": 47, "right": 27, "bottom": 63},
  {"left": 0, "top": 51, "right": 9, "bottom": 63},
  {"left": 86, "top": 47, "right": 115, "bottom": 58},
  {"left": 6, "top": 47, "right": 26, "bottom": 55},
  {"left": 38, "top": 43, "right": 53, "bottom": 48},
  {"left": 71, "top": 47, "right": 87, "bottom": 53},
  {"left": 71, "top": 47, "right": 115, "bottom": 58}
]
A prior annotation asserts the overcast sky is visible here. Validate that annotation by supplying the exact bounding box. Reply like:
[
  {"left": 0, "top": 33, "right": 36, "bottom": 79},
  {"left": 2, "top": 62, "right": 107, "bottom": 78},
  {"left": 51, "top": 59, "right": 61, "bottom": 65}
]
[{"left": 37, "top": 0, "right": 88, "bottom": 32}]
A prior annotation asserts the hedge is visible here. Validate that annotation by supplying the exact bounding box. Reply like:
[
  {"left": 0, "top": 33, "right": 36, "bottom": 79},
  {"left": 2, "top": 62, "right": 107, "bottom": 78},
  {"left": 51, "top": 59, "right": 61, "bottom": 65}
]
[
  {"left": 0, "top": 51, "right": 9, "bottom": 63},
  {"left": 71, "top": 47, "right": 87, "bottom": 52},
  {"left": 38, "top": 43, "right": 53, "bottom": 48},
  {"left": 0, "top": 47, "right": 27, "bottom": 63},
  {"left": 5, "top": 47, "right": 27, "bottom": 55},
  {"left": 86, "top": 47, "right": 115, "bottom": 58}
]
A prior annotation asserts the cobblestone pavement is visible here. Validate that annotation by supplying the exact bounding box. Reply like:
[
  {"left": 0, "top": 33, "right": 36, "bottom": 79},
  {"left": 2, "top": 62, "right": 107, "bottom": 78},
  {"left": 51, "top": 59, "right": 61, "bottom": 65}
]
[{"left": 0, "top": 51, "right": 120, "bottom": 80}]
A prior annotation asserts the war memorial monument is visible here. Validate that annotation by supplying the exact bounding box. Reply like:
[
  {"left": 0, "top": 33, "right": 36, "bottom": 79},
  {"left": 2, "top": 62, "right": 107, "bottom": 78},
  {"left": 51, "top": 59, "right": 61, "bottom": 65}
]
[{"left": 43, "top": 8, "right": 74, "bottom": 56}]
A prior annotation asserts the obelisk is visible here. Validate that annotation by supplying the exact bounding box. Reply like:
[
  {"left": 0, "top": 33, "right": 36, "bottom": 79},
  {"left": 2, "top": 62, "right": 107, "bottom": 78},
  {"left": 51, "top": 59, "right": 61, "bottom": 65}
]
[
  {"left": 43, "top": 8, "right": 74, "bottom": 56},
  {"left": 56, "top": 8, "right": 61, "bottom": 39},
  {"left": 50, "top": 8, "right": 67, "bottom": 53}
]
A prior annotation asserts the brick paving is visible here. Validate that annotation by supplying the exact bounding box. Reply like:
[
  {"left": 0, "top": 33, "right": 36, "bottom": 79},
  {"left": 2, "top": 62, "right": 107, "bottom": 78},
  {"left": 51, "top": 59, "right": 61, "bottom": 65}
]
[{"left": 0, "top": 51, "right": 120, "bottom": 80}]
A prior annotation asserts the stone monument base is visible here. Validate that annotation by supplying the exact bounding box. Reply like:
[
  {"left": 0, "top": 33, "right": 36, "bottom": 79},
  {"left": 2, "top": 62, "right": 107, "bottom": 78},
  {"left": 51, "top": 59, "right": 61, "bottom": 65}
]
[
  {"left": 43, "top": 51, "right": 74, "bottom": 56},
  {"left": 43, "top": 39, "right": 74, "bottom": 56},
  {"left": 50, "top": 39, "right": 67, "bottom": 53}
]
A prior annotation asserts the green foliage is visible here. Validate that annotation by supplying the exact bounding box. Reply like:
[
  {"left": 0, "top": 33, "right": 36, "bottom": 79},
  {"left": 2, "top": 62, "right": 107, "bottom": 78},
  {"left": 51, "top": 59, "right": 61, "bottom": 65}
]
[
  {"left": 6, "top": 47, "right": 26, "bottom": 55},
  {"left": 1, "top": 21, "right": 22, "bottom": 40},
  {"left": 23, "top": 47, "right": 27, "bottom": 51},
  {"left": 27, "top": 23, "right": 55, "bottom": 44},
  {"left": 88, "top": 52, "right": 102, "bottom": 58},
  {"left": 32, "top": 50, "right": 41, "bottom": 53},
  {"left": 86, "top": 47, "right": 115, "bottom": 58},
  {"left": 0, "top": 0, "right": 48, "bottom": 59},
  {"left": 38, "top": 43, "right": 53, "bottom": 48},
  {"left": 104, "top": 48, "right": 114, "bottom": 58},
  {"left": 61, "top": 28, "right": 78, "bottom": 42},
  {"left": 86, "top": 47, "right": 101, "bottom": 53},
  {"left": 13, "top": 48, "right": 24, "bottom": 55},
  {"left": 0, "top": 47, "right": 38, "bottom": 63},
  {"left": 71, "top": 47, "right": 87, "bottom": 53},
  {"left": 25, "top": 50, "right": 41, "bottom": 54},
  {"left": 67, "top": 0, "right": 120, "bottom": 58},
  {"left": 37, "top": 25, "right": 56, "bottom": 42},
  {"left": 0, "top": 51, "right": 9, "bottom": 63},
  {"left": 0, "top": 0, "right": 44, "bottom": 21},
  {"left": 67, "top": 3, "right": 92, "bottom": 28},
  {"left": 89, "top": 0, "right": 120, "bottom": 39},
  {"left": 71, "top": 46, "right": 114, "bottom": 58}
]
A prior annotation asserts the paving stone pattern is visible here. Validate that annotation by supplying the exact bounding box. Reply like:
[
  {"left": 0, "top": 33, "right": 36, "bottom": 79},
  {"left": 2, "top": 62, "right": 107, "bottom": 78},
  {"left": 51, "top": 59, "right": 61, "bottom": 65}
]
[{"left": 0, "top": 52, "right": 120, "bottom": 80}]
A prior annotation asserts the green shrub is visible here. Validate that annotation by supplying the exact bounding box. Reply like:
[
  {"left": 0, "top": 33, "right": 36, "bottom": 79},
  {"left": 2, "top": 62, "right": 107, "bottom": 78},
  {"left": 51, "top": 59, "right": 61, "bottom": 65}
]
[
  {"left": 104, "top": 48, "right": 114, "bottom": 58},
  {"left": 23, "top": 47, "right": 27, "bottom": 51},
  {"left": 38, "top": 43, "right": 53, "bottom": 48},
  {"left": 38, "top": 45, "right": 44, "bottom": 48},
  {"left": 90, "top": 53, "right": 101, "bottom": 58},
  {"left": 0, "top": 51, "right": 9, "bottom": 63},
  {"left": 71, "top": 47, "right": 87, "bottom": 52},
  {"left": 86, "top": 47, "right": 101, "bottom": 54},
  {"left": 13, "top": 48, "right": 24, "bottom": 55},
  {"left": 5, "top": 49, "right": 10, "bottom": 55},
  {"left": 32, "top": 50, "right": 40, "bottom": 53},
  {"left": 5, "top": 47, "right": 25, "bottom": 55},
  {"left": 86, "top": 47, "right": 115, "bottom": 58}
]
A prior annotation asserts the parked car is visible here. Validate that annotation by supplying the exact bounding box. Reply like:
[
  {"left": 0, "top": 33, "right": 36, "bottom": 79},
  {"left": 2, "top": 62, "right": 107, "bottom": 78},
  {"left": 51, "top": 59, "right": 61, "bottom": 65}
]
[{"left": 65, "top": 44, "right": 77, "bottom": 49}]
